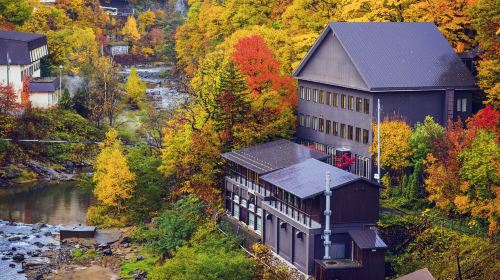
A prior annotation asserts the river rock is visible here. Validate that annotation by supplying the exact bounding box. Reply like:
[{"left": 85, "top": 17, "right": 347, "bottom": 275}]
[
  {"left": 8, "top": 236, "right": 21, "bottom": 241},
  {"left": 13, "top": 253, "right": 25, "bottom": 262},
  {"left": 2, "top": 256, "right": 10, "bottom": 260},
  {"left": 34, "top": 241, "right": 44, "bottom": 248},
  {"left": 9, "top": 263, "right": 16, "bottom": 268},
  {"left": 22, "top": 257, "right": 50, "bottom": 268}
]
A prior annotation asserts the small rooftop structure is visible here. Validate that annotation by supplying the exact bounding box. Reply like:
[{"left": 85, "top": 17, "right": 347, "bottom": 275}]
[
  {"left": 348, "top": 229, "right": 387, "bottom": 250},
  {"left": 222, "top": 139, "right": 328, "bottom": 175},
  {"left": 30, "top": 77, "right": 60, "bottom": 92},
  {"left": 0, "top": 30, "right": 47, "bottom": 65},
  {"left": 260, "top": 158, "right": 381, "bottom": 199},
  {"left": 293, "top": 22, "right": 477, "bottom": 91},
  {"left": 396, "top": 268, "right": 435, "bottom": 280}
]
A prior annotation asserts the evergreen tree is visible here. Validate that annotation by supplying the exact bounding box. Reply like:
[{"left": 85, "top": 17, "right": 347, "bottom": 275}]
[
  {"left": 213, "top": 62, "right": 251, "bottom": 149},
  {"left": 58, "top": 88, "right": 73, "bottom": 110}
]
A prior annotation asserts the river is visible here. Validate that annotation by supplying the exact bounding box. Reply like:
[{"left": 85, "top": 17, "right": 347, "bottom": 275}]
[
  {"left": 0, "top": 182, "right": 93, "bottom": 225},
  {"left": 0, "top": 182, "right": 93, "bottom": 279}
]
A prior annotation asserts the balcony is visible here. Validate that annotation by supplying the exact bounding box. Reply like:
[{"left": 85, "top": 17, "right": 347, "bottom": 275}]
[
  {"left": 226, "top": 174, "right": 271, "bottom": 197},
  {"left": 264, "top": 198, "right": 321, "bottom": 229}
]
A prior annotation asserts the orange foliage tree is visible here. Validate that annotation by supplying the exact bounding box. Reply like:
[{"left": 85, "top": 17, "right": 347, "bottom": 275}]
[
  {"left": 0, "top": 83, "right": 19, "bottom": 114},
  {"left": 232, "top": 35, "right": 296, "bottom": 108},
  {"left": 20, "top": 75, "right": 31, "bottom": 111}
]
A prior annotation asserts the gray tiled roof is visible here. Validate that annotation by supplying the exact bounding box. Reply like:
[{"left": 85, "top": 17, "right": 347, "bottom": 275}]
[
  {"left": 30, "top": 77, "right": 59, "bottom": 93},
  {"left": 221, "top": 139, "right": 328, "bottom": 175},
  {"left": 0, "top": 30, "right": 47, "bottom": 65},
  {"left": 294, "top": 22, "right": 477, "bottom": 91},
  {"left": 259, "top": 158, "right": 380, "bottom": 199},
  {"left": 348, "top": 229, "right": 387, "bottom": 250}
]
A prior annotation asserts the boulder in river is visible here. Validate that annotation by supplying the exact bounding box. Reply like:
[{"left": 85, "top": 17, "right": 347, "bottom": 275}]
[
  {"left": 8, "top": 236, "right": 21, "bottom": 242},
  {"left": 22, "top": 257, "right": 50, "bottom": 268},
  {"left": 13, "top": 253, "right": 25, "bottom": 262}
]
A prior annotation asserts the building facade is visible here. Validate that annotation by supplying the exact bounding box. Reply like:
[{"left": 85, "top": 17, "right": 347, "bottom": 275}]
[
  {"left": 293, "top": 22, "right": 477, "bottom": 179},
  {"left": 222, "top": 140, "right": 387, "bottom": 279},
  {"left": 0, "top": 30, "right": 60, "bottom": 109}
]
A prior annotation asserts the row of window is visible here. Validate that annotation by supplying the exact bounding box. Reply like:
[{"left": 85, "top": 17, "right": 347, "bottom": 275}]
[
  {"left": 299, "top": 87, "right": 370, "bottom": 114},
  {"left": 299, "top": 114, "right": 370, "bottom": 144}
]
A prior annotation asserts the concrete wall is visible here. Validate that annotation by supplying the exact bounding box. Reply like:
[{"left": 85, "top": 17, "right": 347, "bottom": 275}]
[{"left": 0, "top": 65, "right": 22, "bottom": 102}]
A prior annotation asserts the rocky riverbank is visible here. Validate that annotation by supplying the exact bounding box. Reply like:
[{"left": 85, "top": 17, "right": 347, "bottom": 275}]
[
  {"left": 0, "top": 221, "right": 134, "bottom": 280},
  {"left": 0, "top": 160, "right": 86, "bottom": 188}
]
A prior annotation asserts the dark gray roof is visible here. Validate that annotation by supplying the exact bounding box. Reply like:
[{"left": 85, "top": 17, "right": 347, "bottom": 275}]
[
  {"left": 0, "top": 30, "right": 47, "bottom": 65},
  {"left": 221, "top": 139, "right": 328, "bottom": 175},
  {"left": 396, "top": 268, "right": 435, "bottom": 280},
  {"left": 348, "top": 229, "right": 387, "bottom": 250},
  {"left": 30, "top": 77, "right": 59, "bottom": 93},
  {"left": 259, "top": 158, "right": 381, "bottom": 199},
  {"left": 294, "top": 22, "right": 477, "bottom": 91}
]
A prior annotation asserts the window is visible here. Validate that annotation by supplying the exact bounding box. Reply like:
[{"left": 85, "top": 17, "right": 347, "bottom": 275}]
[
  {"left": 326, "top": 92, "right": 332, "bottom": 106},
  {"left": 348, "top": 125, "right": 353, "bottom": 140},
  {"left": 333, "top": 122, "right": 339, "bottom": 136},
  {"left": 249, "top": 212, "right": 255, "bottom": 229},
  {"left": 319, "top": 118, "right": 324, "bottom": 132},
  {"left": 341, "top": 94, "right": 346, "bottom": 109},
  {"left": 299, "top": 114, "right": 305, "bottom": 126},
  {"left": 348, "top": 96, "right": 354, "bottom": 110},
  {"left": 363, "top": 129, "right": 369, "bottom": 144},
  {"left": 256, "top": 216, "right": 262, "bottom": 234},
  {"left": 355, "top": 127, "right": 361, "bottom": 142},
  {"left": 312, "top": 117, "right": 318, "bottom": 130},
  {"left": 326, "top": 120, "right": 331, "bottom": 134},
  {"left": 306, "top": 115, "right": 311, "bottom": 128},
  {"left": 340, "top": 123, "right": 346, "bottom": 138},
  {"left": 319, "top": 90, "right": 324, "bottom": 104},
  {"left": 306, "top": 88, "right": 311, "bottom": 101},
  {"left": 299, "top": 86, "right": 304, "bottom": 99},
  {"left": 313, "top": 89, "right": 318, "bottom": 102},
  {"left": 364, "top": 99, "right": 370, "bottom": 114},
  {"left": 457, "top": 98, "right": 467, "bottom": 112},
  {"left": 333, "top": 93, "right": 338, "bottom": 107},
  {"left": 233, "top": 204, "right": 240, "bottom": 219},
  {"left": 356, "top": 97, "right": 362, "bottom": 112}
]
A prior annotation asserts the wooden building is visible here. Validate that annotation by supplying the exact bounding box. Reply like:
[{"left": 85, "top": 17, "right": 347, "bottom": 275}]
[
  {"left": 292, "top": 22, "right": 478, "bottom": 179},
  {"left": 222, "top": 139, "right": 387, "bottom": 279}
]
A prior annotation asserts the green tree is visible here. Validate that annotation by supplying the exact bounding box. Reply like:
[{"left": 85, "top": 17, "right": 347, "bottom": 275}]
[
  {"left": 0, "top": 0, "right": 32, "bottom": 27},
  {"left": 409, "top": 116, "right": 445, "bottom": 163},
  {"left": 151, "top": 224, "right": 253, "bottom": 280},
  {"left": 58, "top": 88, "right": 73, "bottom": 110},
  {"left": 125, "top": 66, "right": 147, "bottom": 107}
]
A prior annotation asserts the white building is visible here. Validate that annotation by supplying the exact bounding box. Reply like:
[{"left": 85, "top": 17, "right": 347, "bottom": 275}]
[{"left": 0, "top": 30, "right": 60, "bottom": 108}]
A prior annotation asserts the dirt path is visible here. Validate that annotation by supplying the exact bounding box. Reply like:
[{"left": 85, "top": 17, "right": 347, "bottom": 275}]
[{"left": 51, "top": 265, "right": 118, "bottom": 280}]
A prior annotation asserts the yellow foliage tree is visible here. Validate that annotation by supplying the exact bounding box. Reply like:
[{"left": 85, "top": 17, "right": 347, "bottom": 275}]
[
  {"left": 137, "top": 9, "right": 156, "bottom": 33},
  {"left": 122, "top": 16, "right": 141, "bottom": 43},
  {"left": 125, "top": 66, "right": 146, "bottom": 106},
  {"left": 370, "top": 117, "right": 414, "bottom": 186},
  {"left": 93, "top": 128, "right": 135, "bottom": 213}
]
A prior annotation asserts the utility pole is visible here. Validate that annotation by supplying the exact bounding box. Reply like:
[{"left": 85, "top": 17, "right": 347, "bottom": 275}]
[
  {"left": 323, "top": 172, "right": 332, "bottom": 260},
  {"left": 377, "top": 98, "right": 381, "bottom": 183},
  {"left": 59, "top": 65, "right": 63, "bottom": 102}
]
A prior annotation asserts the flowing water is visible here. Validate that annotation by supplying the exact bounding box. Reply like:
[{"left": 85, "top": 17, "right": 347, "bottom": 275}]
[{"left": 0, "top": 182, "right": 94, "bottom": 279}]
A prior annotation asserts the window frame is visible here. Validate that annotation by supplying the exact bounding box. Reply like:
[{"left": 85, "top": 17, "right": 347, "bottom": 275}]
[
  {"left": 364, "top": 99, "right": 370, "bottom": 114},
  {"left": 363, "top": 129, "right": 369, "bottom": 144},
  {"left": 347, "top": 125, "right": 353, "bottom": 140},
  {"left": 341, "top": 95, "right": 346, "bottom": 109},
  {"left": 340, "top": 123, "right": 346, "bottom": 138},
  {"left": 319, "top": 118, "right": 324, "bottom": 132},
  {"left": 326, "top": 120, "right": 331, "bottom": 134},
  {"left": 319, "top": 90, "right": 324, "bottom": 104},
  {"left": 333, "top": 121, "right": 339, "bottom": 136},
  {"left": 356, "top": 97, "right": 362, "bottom": 112},
  {"left": 355, "top": 127, "right": 361, "bottom": 142},
  {"left": 348, "top": 96, "right": 354, "bottom": 110}
]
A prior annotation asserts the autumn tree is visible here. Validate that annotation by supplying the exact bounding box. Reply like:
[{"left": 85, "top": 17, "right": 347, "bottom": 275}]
[
  {"left": 456, "top": 130, "right": 499, "bottom": 235},
  {"left": 466, "top": 104, "right": 500, "bottom": 135},
  {"left": 122, "top": 16, "right": 141, "bottom": 43},
  {"left": 0, "top": 83, "right": 18, "bottom": 114},
  {"left": 232, "top": 35, "right": 296, "bottom": 108},
  {"left": 252, "top": 243, "right": 304, "bottom": 280},
  {"left": 370, "top": 117, "right": 414, "bottom": 189},
  {"left": 125, "top": 66, "right": 146, "bottom": 107},
  {"left": 85, "top": 57, "right": 123, "bottom": 127},
  {"left": 469, "top": 0, "right": 500, "bottom": 107},
  {"left": 93, "top": 128, "right": 135, "bottom": 214},
  {"left": 138, "top": 9, "right": 156, "bottom": 33},
  {"left": 409, "top": 116, "right": 445, "bottom": 163},
  {"left": 0, "top": 0, "right": 33, "bottom": 28},
  {"left": 20, "top": 75, "right": 31, "bottom": 111}
]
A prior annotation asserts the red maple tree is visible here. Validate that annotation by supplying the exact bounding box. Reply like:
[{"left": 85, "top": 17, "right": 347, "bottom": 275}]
[
  {"left": 20, "top": 75, "right": 31, "bottom": 111},
  {"left": 466, "top": 104, "right": 500, "bottom": 135},
  {"left": 232, "top": 35, "right": 296, "bottom": 108},
  {"left": 335, "top": 153, "right": 356, "bottom": 170},
  {"left": 0, "top": 83, "right": 19, "bottom": 114}
]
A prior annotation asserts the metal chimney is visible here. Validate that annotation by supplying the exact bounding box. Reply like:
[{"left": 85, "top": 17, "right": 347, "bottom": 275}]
[{"left": 323, "top": 171, "right": 332, "bottom": 259}]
